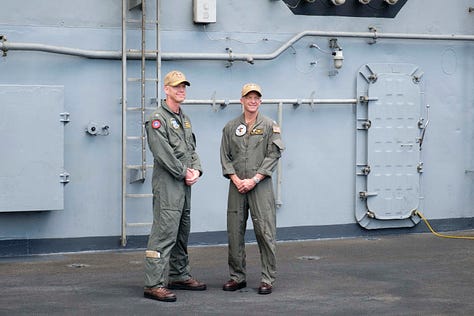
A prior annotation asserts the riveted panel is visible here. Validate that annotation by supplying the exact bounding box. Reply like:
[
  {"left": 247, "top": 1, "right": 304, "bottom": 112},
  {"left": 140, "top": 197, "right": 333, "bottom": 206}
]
[{"left": 367, "top": 73, "right": 420, "bottom": 219}]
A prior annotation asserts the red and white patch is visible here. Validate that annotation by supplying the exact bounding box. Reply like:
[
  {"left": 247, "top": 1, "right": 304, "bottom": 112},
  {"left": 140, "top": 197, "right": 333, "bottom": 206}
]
[{"left": 151, "top": 119, "right": 162, "bottom": 129}]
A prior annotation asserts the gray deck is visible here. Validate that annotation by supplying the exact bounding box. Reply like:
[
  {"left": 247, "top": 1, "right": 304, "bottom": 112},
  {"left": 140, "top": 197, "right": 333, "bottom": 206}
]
[{"left": 1, "top": 231, "right": 473, "bottom": 315}]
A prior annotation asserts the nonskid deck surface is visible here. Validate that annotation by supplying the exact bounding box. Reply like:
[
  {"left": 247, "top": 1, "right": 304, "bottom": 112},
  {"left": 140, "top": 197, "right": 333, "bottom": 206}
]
[{"left": 1, "top": 232, "right": 474, "bottom": 315}]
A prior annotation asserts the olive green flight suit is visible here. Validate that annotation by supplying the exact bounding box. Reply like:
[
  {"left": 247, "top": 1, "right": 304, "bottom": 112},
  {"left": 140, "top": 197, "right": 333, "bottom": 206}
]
[
  {"left": 220, "top": 113, "right": 284, "bottom": 285},
  {"left": 144, "top": 100, "right": 202, "bottom": 288}
]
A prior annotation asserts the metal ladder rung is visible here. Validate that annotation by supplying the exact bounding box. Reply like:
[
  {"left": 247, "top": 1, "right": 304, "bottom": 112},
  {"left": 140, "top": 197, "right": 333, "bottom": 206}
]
[
  {"left": 127, "top": 164, "right": 153, "bottom": 169},
  {"left": 127, "top": 49, "right": 159, "bottom": 54},
  {"left": 126, "top": 193, "right": 153, "bottom": 198},
  {"left": 126, "top": 19, "right": 159, "bottom": 25},
  {"left": 126, "top": 136, "right": 146, "bottom": 141},
  {"left": 126, "top": 222, "right": 152, "bottom": 227},
  {"left": 127, "top": 106, "right": 156, "bottom": 111},
  {"left": 127, "top": 77, "right": 159, "bottom": 82}
]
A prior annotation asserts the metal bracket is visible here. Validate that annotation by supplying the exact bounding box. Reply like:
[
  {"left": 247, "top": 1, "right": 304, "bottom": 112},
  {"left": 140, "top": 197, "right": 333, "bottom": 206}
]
[
  {"left": 358, "top": 65, "right": 378, "bottom": 84},
  {"left": 356, "top": 118, "right": 371, "bottom": 130},
  {"left": 210, "top": 91, "right": 218, "bottom": 112},
  {"left": 293, "top": 99, "right": 302, "bottom": 109},
  {"left": 359, "top": 95, "right": 378, "bottom": 103},
  {"left": 356, "top": 165, "right": 371, "bottom": 176},
  {"left": 86, "top": 121, "right": 110, "bottom": 136},
  {"left": 362, "top": 120, "right": 371, "bottom": 130},
  {"left": 225, "top": 47, "right": 234, "bottom": 68},
  {"left": 410, "top": 67, "right": 424, "bottom": 84},
  {"left": 309, "top": 91, "right": 315, "bottom": 111},
  {"left": 417, "top": 162, "right": 424, "bottom": 173},
  {"left": 366, "top": 210, "right": 376, "bottom": 218},
  {"left": 359, "top": 191, "right": 378, "bottom": 199},
  {"left": 221, "top": 99, "right": 229, "bottom": 110},
  {"left": 59, "top": 172, "right": 70, "bottom": 184},
  {"left": 368, "top": 26, "right": 377, "bottom": 45},
  {"left": 0, "top": 35, "right": 7, "bottom": 57},
  {"left": 59, "top": 112, "right": 70, "bottom": 123},
  {"left": 418, "top": 104, "right": 430, "bottom": 149},
  {"left": 368, "top": 73, "right": 378, "bottom": 83},
  {"left": 150, "top": 97, "right": 159, "bottom": 106},
  {"left": 329, "top": 38, "right": 341, "bottom": 50},
  {"left": 417, "top": 117, "right": 425, "bottom": 129}
]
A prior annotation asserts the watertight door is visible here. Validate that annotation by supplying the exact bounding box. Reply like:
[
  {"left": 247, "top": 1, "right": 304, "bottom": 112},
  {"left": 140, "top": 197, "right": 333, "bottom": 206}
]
[
  {"left": 366, "top": 73, "right": 420, "bottom": 219},
  {"left": 355, "top": 63, "right": 424, "bottom": 229}
]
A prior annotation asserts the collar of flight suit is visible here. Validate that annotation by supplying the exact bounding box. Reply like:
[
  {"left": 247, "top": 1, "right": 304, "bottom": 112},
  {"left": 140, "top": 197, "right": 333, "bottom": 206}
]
[
  {"left": 161, "top": 99, "right": 182, "bottom": 117},
  {"left": 239, "top": 112, "right": 262, "bottom": 126}
]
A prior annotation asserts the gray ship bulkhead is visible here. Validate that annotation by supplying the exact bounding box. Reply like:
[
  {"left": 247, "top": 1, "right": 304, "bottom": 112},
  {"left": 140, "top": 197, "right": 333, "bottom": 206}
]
[{"left": 0, "top": 0, "right": 473, "bottom": 256}]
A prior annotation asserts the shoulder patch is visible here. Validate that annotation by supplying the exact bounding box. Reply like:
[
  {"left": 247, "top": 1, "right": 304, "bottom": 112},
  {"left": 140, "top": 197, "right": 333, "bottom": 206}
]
[
  {"left": 273, "top": 125, "right": 281, "bottom": 134},
  {"left": 151, "top": 119, "right": 162, "bottom": 129}
]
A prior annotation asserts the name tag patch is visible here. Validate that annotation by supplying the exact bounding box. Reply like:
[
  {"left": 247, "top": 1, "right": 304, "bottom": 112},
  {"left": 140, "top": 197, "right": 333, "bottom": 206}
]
[{"left": 250, "top": 128, "right": 264, "bottom": 135}]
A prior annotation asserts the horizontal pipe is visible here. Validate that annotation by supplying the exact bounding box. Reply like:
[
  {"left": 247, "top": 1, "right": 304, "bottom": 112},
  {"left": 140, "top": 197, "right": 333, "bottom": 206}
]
[
  {"left": 182, "top": 98, "right": 358, "bottom": 105},
  {"left": 1, "top": 30, "right": 474, "bottom": 61}
]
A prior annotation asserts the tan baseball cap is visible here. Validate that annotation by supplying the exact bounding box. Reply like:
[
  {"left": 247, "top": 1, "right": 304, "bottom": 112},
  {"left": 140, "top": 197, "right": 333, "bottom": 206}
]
[
  {"left": 164, "top": 70, "right": 190, "bottom": 87},
  {"left": 241, "top": 83, "right": 262, "bottom": 97}
]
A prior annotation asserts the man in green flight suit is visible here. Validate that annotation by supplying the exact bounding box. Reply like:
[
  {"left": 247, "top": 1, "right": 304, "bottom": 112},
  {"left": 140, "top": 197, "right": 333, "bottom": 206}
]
[
  {"left": 143, "top": 70, "right": 206, "bottom": 302},
  {"left": 220, "top": 83, "right": 285, "bottom": 295}
]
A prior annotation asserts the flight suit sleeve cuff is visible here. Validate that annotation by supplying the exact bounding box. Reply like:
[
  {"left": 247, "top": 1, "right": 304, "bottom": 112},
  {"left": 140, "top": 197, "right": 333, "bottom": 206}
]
[
  {"left": 180, "top": 168, "right": 187, "bottom": 180},
  {"left": 222, "top": 165, "right": 235, "bottom": 178},
  {"left": 256, "top": 168, "right": 273, "bottom": 177}
]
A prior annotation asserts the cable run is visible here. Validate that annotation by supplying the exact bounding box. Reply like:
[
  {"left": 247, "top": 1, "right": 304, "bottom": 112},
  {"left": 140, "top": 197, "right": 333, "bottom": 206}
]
[{"left": 415, "top": 210, "right": 474, "bottom": 240}]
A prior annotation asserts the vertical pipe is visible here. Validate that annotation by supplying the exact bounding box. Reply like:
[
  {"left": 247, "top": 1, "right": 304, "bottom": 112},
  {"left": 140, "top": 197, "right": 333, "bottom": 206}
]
[
  {"left": 121, "top": 0, "right": 128, "bottom": 247},
  {"left": 276, "top": 102, "right": 283, "bottom": 207}
]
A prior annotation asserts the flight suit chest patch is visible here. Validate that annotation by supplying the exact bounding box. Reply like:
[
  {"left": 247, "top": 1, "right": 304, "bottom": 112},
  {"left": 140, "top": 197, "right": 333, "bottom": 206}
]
[
  {"left": 235, "top": 124, "right": 246, "bottom": 136},
  {"left": 250, "top": 128, "right": 264, "bottom": 135},
  {"left": 170, "top": 118, "right": 180, "bottom": 129}
]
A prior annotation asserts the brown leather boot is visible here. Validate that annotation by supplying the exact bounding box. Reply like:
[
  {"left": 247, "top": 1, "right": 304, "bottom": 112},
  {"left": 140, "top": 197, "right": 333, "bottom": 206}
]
[
  {"left": 168, "top": 278, "right": 207, "bottom": 291},
  {"left": 222, "top": 279, "right": 247, "bottom": 291},
  {"left": 258, "top": 282, "right": 272, "bottom": 295},
  {"left": 144, "top": 287, "right": 177, "bottom": 302}
]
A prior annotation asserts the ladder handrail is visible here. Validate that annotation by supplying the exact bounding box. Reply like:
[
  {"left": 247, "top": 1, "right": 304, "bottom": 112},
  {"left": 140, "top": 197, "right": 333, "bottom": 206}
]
[
  {"left": 121, "top": 0, "right": 128, "bottom": 247},
  {"left": 156, "top": 0, "right": 161, "bottom": 106},
  {"left": 121, "top": 0, "right": 161, "bottom": 247},
  {"left": 140, "top": 0, "right": 147, "bottom": 181}
]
